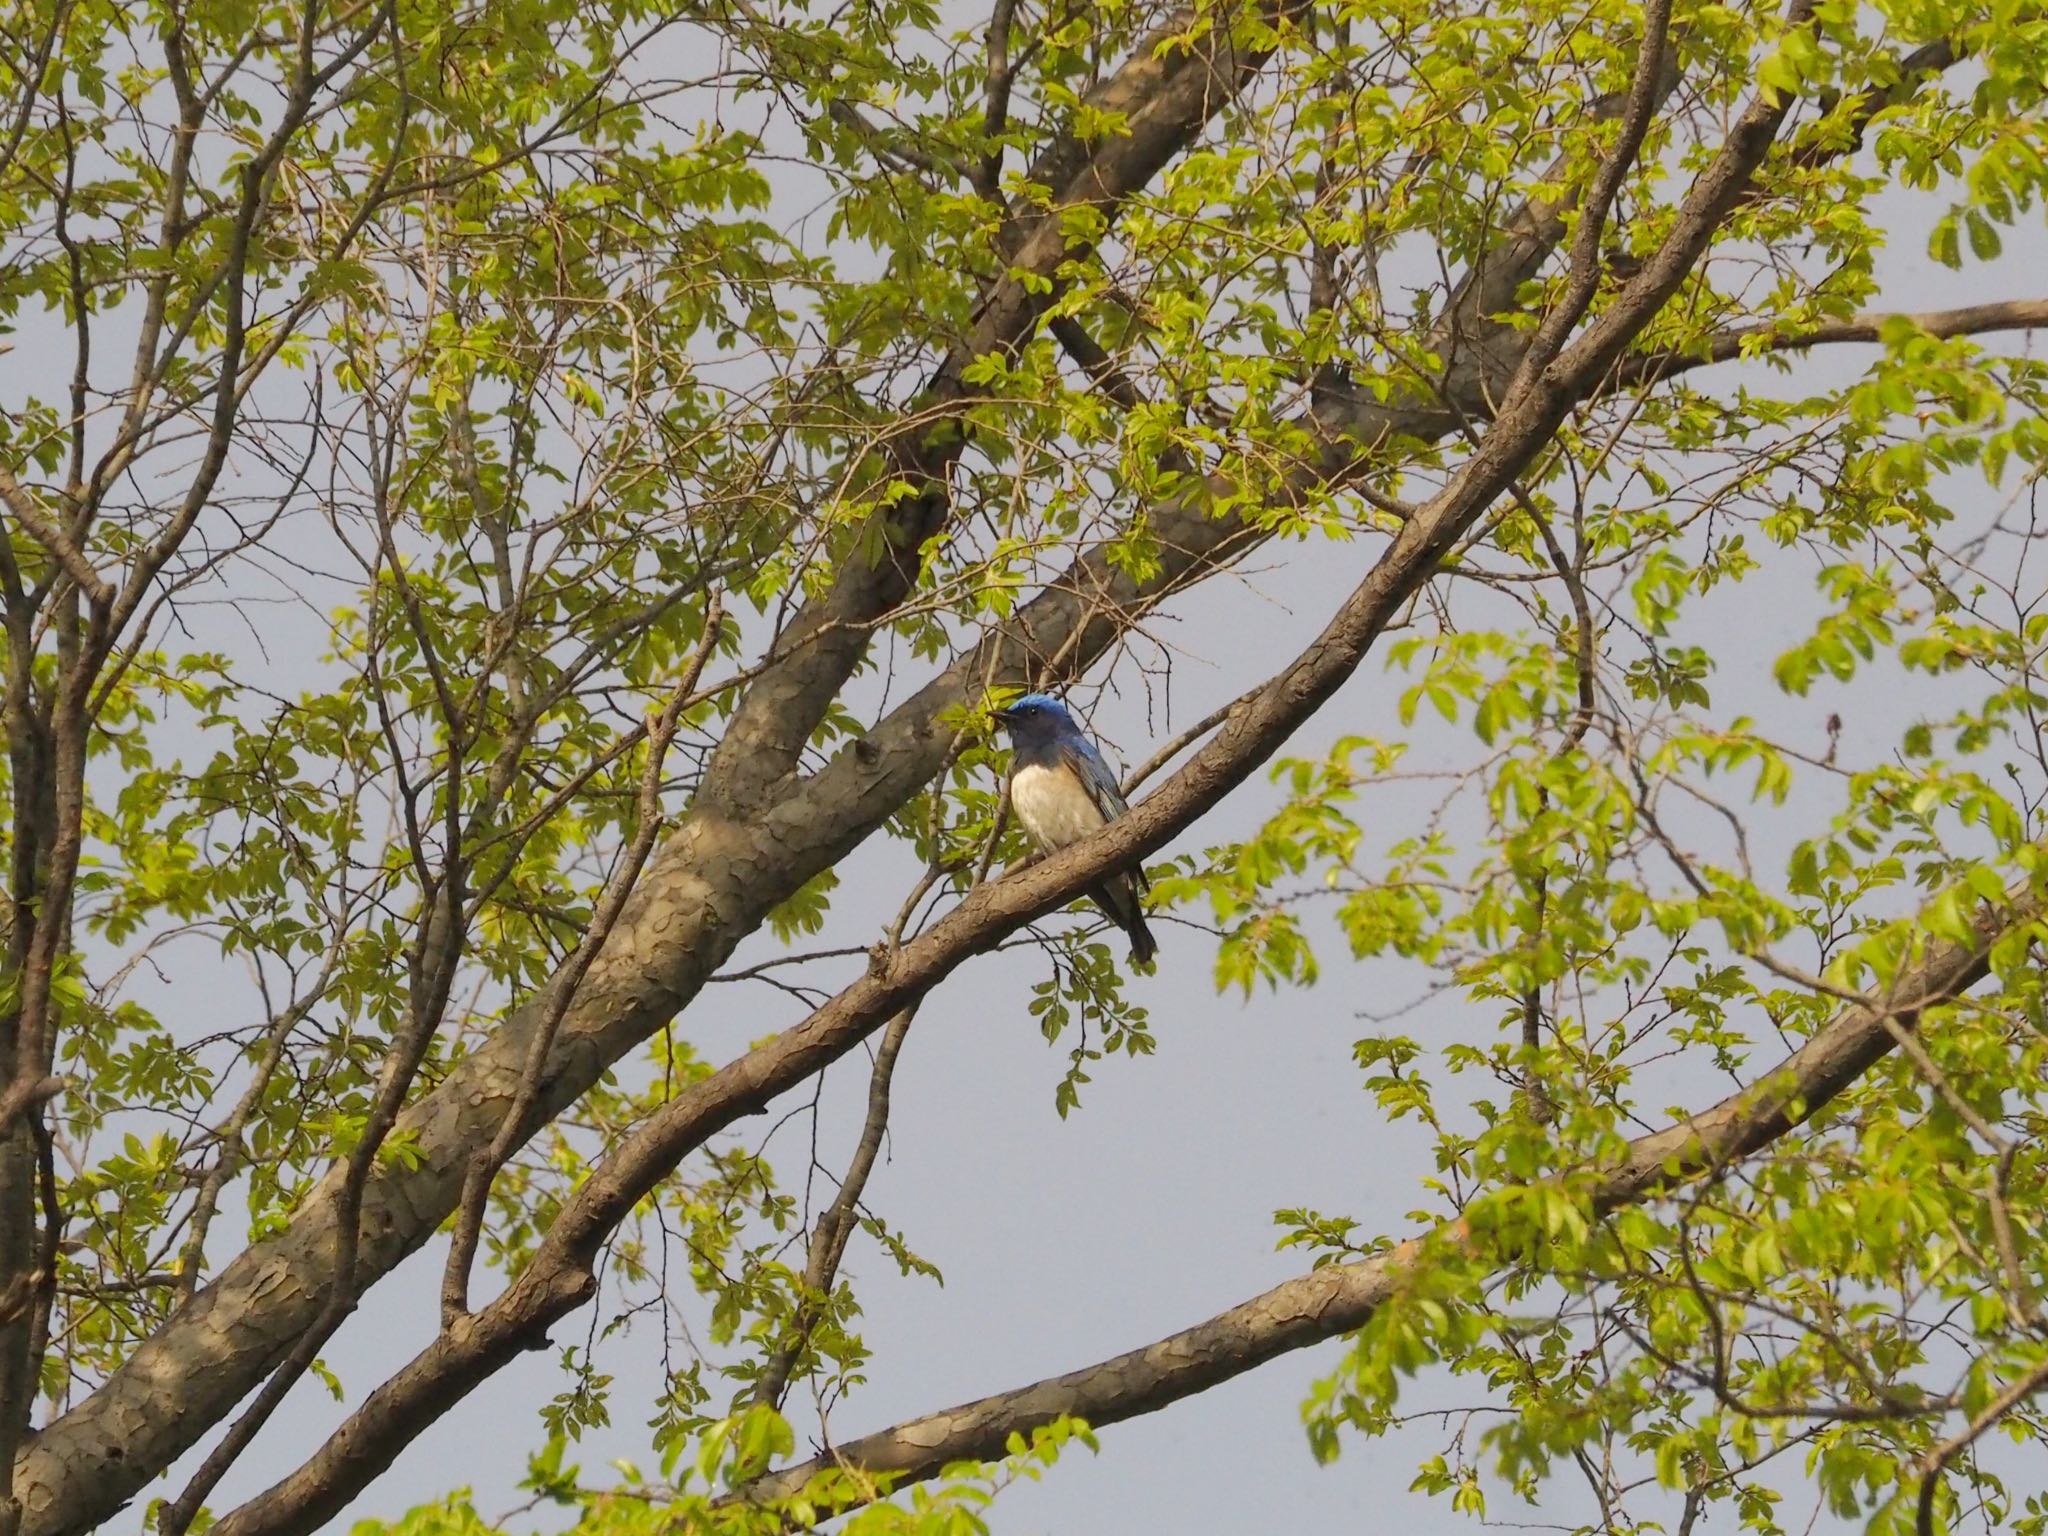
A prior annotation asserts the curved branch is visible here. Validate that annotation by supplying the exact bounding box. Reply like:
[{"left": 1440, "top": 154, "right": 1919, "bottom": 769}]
[
  {"left": 1915, "top": 1355, "right": 2048, "bottom": 1536},
  {"left": 697, "top": 1, "right": 1299, "bottom": 810},
  {"left": 0, "top": 475, "right": 109, "bottom": 611},
  {"left": 730, "top": 872, "right": 2040, "bottom": 1511},
  {"left": 753, "top": 1004, "right": 917, "bottom": 1413}
]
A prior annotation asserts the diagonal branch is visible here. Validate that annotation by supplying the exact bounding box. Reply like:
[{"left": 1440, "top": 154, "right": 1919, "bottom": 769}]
[
  {"left": 440, "top": 597, "right": 728, "bottom": 1327},
  {"left": 1503, "top": 0, "right": 1672, "bottom": 392},
  {"left": 753, "top": 1004, "right": 917, "bottom": 1413},
  {"left": 728, "top": 867, "right": 2039, "bottom": 1512},
  {"left": 1915, "top": 1355, "right": 2048, "bottom": 1536},
  {"left": 780, "top": 24, "right": 1975, "bottom": 872},
  {"left": 0, "top": 472, "right": 110, "bottom": 611},
  {"left": 697, "top": 2, "right": 1296, "bottom": 811}
]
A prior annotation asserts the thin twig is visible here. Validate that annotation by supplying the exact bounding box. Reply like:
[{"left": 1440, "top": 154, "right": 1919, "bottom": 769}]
[
  {"left": 752, "top": 1004, "right": 917, "bottom": 1411},
  {"left": 1122, "top": 682, "right": 1267, "bottom": 795}
]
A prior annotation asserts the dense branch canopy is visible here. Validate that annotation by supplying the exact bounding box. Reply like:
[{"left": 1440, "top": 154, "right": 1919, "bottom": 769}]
[{"left": 0, "top": 0, "right": 2044, "bottom": 1533}]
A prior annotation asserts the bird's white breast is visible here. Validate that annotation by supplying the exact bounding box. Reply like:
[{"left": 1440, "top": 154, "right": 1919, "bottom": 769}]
[{"left": 1010, "top": 763, "right": 1105, "bottom": 850}]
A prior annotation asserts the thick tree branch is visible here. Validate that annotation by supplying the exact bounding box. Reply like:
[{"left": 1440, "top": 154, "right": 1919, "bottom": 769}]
[
  {"left": 728, "top": 869, "right": 2038, "bottom": 1512},
  {"left": 975, "top": 0, "right": 1021, "bottom": 198},
  {"left": 0, "top": 475, "right": 109, "bottom": 611}
]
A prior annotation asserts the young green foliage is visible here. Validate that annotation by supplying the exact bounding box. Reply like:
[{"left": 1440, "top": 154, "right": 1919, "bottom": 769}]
[{"left": 1, "top": 0, "right": 2046, "bottom": 1532}]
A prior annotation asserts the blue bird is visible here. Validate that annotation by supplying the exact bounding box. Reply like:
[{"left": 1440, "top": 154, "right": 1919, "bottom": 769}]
[{"left": 992, "top": 693, "right": 1158, "bottom": 968}]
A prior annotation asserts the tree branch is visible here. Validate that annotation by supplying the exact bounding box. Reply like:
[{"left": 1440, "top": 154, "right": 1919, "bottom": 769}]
[
  {"left": 974, "top": 0, "right": 1021, "bottom": 199},
  {"left": 729, "top": 871, "right": 2039, "bottom": 1512},
  {"left": 440, "top": 597, "right": 726, "bottom": 1326},
  {"left": 1914, "top": 1354, "right": 2048, "bottom": 1536},
  {"left": 0, "top": 473, "right": 109, "bottom": 611},
  {"left": 753, "top": 1004, "right": 917, "bottom": 1413},
  {"left": 1617, "top": 297, "right": 2048, "bottom": 388},
  {"left": 1502, "top": 0, "right": 1672, "bottom": 391},
  {"left": 697, "top": 2, "right": 1294, "bottom": 811}
]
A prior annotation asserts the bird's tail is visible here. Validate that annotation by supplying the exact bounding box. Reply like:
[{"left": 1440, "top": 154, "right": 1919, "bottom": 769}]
[
  {"left": 1090, "top": 878, "right": 1158, "bottom": 971},
  {"left": 1126, "top": 910, "right": 1158, "bottom": 970}
]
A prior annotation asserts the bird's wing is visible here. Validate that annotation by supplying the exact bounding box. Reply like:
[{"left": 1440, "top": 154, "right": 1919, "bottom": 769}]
[
  {"left": 1055, "top": 735, "right": 1149, "bottom": 895},
  {"left": 1057, "top": 735, "right": 1131, "bottom": 819}
]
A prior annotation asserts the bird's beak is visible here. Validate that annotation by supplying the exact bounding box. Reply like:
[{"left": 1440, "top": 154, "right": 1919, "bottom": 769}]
[{"left": 990, "top": 702, "right": 1018, "bottom": 724}]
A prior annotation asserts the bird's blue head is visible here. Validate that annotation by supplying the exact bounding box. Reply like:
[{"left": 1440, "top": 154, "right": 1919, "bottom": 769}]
[{"left": 992, "top": 692, "right": 1078, "bottom": 749}]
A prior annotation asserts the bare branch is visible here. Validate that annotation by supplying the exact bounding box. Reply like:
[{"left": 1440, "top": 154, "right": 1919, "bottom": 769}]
[
  {"left": 176, "top": 985, "right": 333, "bottom": 1300},
  {"left": 197, "top": 65, "right": 1824, "bottom": 1520},
  {"left": 440, "top": 596, "right": 727, "bottom": 1326},
  {"left": 0, "top": 473, "right": 110, "bottom": 610},
  {"left": 1915, "top": 1356, "right": 2048, "bottom": 1536},
  {"left": 753, "top": 1004, "right": 917, "bottom": 1412},
  {"left": 1120, "top": 683, "right": 1264, "bottom": 795}
]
